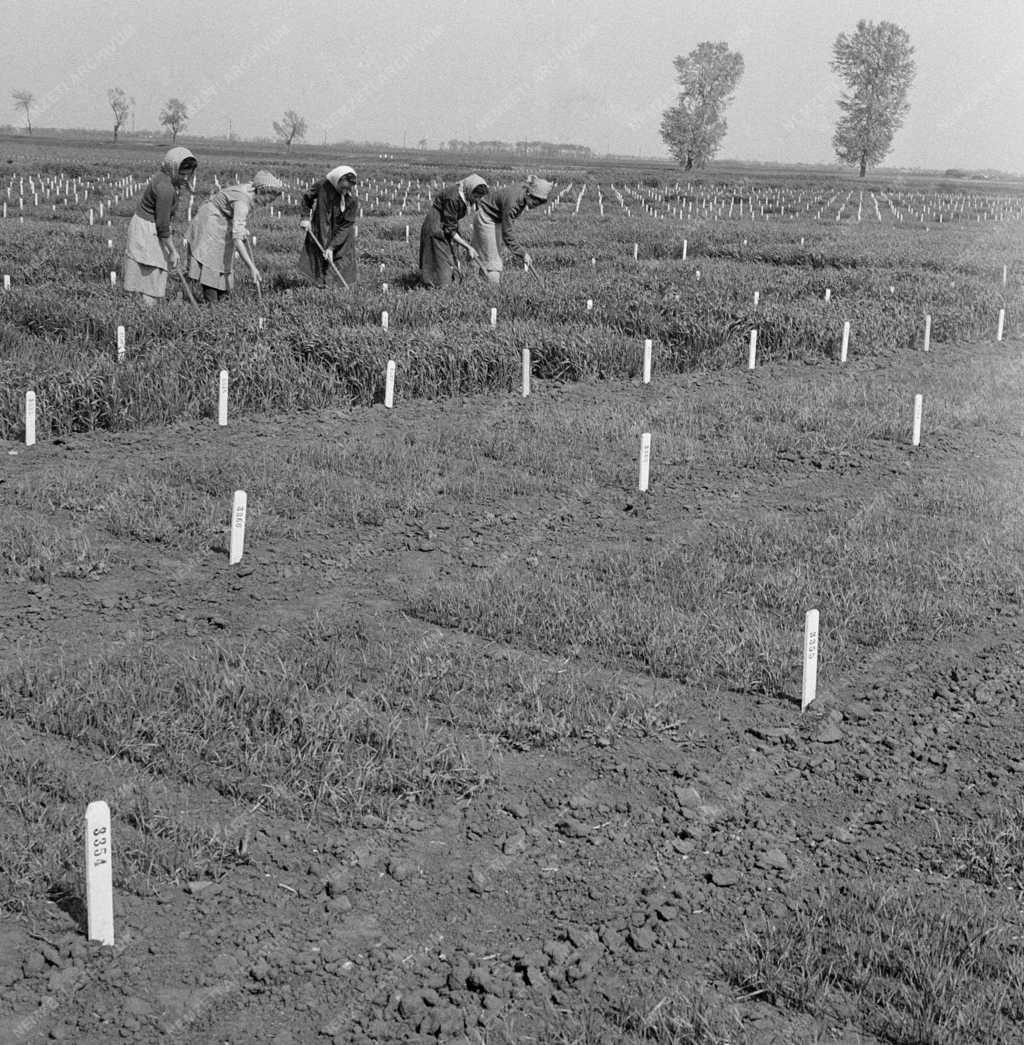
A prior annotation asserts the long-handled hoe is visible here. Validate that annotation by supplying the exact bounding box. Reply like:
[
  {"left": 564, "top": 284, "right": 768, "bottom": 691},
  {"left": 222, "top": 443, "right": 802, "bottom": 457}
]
[
  {"left": 175, "top": 267, "right": 199, "bottom": 306},
  {"left": 299, "top": 220, "right": 350, "bottom": 288}
]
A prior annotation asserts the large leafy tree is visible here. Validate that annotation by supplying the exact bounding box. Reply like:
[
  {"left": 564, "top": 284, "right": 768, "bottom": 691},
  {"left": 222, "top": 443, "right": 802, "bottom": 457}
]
[
  {"left": 11, "top": 90, "right": 34, "bottom": 135},
  {"left": 660, "top": 42, "right": 744, "bottom": 170},
  {"left": 272, "top": 110, "right": 307, "bottom": 149},
  {"left": 108, "top": 87, "right": 133, "bottom": 141},
  {"left": 159, "top": 98, "right": 189, "bottom": 142},
  {"left": 831, "top": 20, "right": 915, "bottom": 176}
]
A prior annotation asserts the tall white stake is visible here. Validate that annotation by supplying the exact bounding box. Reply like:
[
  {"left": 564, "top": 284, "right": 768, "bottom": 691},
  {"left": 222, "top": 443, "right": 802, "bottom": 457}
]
[
  {"left": 85, "top": 801, "right": 115, "bottom": 946},
  {"left": 923, "top": 314, "right": 931, "bottom": 353},
  {"left": 218, "top": 370, "right": 229, "bottom": 426},
  {"left": 748, "top": 329, "right": 758, "bottom": 370},
  {"left": 840, "top": 321, "right": 850, "bottom": 363},
  {"left": 638, "top": 433, "right": 651, "bottom": 492},
  {"left": 24, "top": 391, "right": 36, "bottom": 446},
  {"left": 385, "top": 360, "right": 396, "bottom": 408},
  {"left": 521, "top": 349, "right": 531, "bottom": 397},
  {"left": 642, "top": 339, "right": 652, "bottom": 384},
  {"left": 229, "top": 491, "right": 247, "bottom": 565},
  {"left": 801, "top": 609, "right": 819, "bottom": 710},
  {"left": 997, "top": 308, "right": 1005, "bottom": 342},
  {"left": 117, "top": 326, "right": 126, "bottom": 362},
  {"left": 912, "top": 394, "right": 923, "bottom": 447}
]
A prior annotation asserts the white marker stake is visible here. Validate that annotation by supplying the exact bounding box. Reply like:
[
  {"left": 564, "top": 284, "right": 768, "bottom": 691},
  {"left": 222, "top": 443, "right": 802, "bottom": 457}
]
[
  {"left": 229, "top": 491, "right": 247, "bottom": 565},
  {"left": 824, "top": 288, "right": 831, "bottom": 302},
  {"left": 25, "top": 391, "right": 36, "bottom": 446},
  {"left": 385, "top": 360, "right": 396, "bottom": 409},
  {"left": 1002, "top": 264, "right": 1007, "bottom": 287},
  {"left": 381, "top": 310, "right": 389, "bottom": 331},
  {"left": 753, "top": 290, "right": 760, "bottom": 307},
  {"left": 997, "top": 308, "right": 1005, "bottom": 342},
  {"left": 912, "top": 394, "right": 923, "bottom": 447},
  {"left": 521, "top": 349, "right": 531, "bottom": 397},
  {"left": 923, "top": 314, "right": 931, "bottom": 352},
  {"left": 642, "top": 339, "right": 652, "bottom": 384},
  {"left": 85, "top": 801, "right": 114, "bottom": 946},
  {"left": 381, "top": 282, "right": 388, "bottom": 294},
  {"left": 109, "top": 271, "right": 116, "bottom": 287},
  {"left": 116, "top": 326, "right": 126, "bottom": 362},
  {"left": 748, "top": 329, "right": 757, "bottom": 370},
  {"left": 633, "top": 242, "right": 639, "bottom": 261},
  {"left": 490, "top": 307, "right": 497, "bottom": 328},
  {"left": 682, "top": 239, "right": 688, "bottom": 260},
  {"left": 638, "top": 433, "right": 651, "bottom": 492},
  {"left": 3, "top": 274, "right": 10, "bottom": 291},
  {"left": 586, "top": 299, "right": 593, "bottom": 311},
  {"left": 218, "top": 370, "right": 229, "bottom": 426},
  {"left": 801, "top": 609, "right": 819, "bottom": 711},
  {"left": 840, "top": 321, "right": 850, "bottom": 363}
]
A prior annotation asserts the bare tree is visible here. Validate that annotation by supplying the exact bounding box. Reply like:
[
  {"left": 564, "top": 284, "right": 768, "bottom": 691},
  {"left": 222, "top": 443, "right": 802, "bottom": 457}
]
[
  {"left": 11, "top": 90, "right": 34, "bottom": 135},
  {"left": 272, "top": 110, "right": 307, "bottom": 149},
  {"left": 108, "top": 87, "right": 134, "bottom": 142},
  {"left": 159, "top": 98, "right": 189, "bottom": 142}
]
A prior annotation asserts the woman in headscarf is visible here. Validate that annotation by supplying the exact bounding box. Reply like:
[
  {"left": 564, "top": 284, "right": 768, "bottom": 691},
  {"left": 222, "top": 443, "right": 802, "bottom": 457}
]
[
  {"left": 418, "top": 174, "right": 488, "bottom": 288},
  {"left": 299, "top": 164, "right": 359, "bottom": 287},
  {"left": 472, "top": 175, "right": 552, "bottom": 285},
  {"left": 123, "top": 146, "right": 198, "bottom": 306},
  {"left": 185, "top": 170, "right": 284, "bottom": 303}
]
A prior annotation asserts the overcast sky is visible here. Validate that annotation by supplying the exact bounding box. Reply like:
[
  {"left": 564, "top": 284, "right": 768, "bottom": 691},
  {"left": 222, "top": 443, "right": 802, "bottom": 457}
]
[{"left": 3, "top": 0, "right": 1023, "bottom": 171}]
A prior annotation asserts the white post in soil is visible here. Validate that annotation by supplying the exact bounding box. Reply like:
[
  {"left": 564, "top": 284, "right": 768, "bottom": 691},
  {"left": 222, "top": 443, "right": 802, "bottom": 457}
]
[
  {"left": 381, "top": 310, "right": 389, "bottom": 331},
  {"left": 116, "top": 326, "right": 126, "bottom": 363},
  {"left": 638, "top": 433, "right": 651, "bottom": 492},
  {"left": 3, "top": 274, "right": 10, "bottom": 291},
  {"left": 109, "top": 271, "right": 116, "bottom": 287},
  {"left": 586, "top": 299, "right": 593, "bottom": 312},
  {"left": 229, "top": 491, "right": 247, "bottom": 565},
  {"left": 748, "top": 329, "right": 758, "bottom": 370},
  {"left": 521, "top": 349, "right": 531, "bottom": 397},
  {"left": 218, "top": 370, "right": 229, "bottom": 427},
  {"left": 642, "top": 339, "right": 652, "bottom": 385},
  {"left": 912, "top": 394, "right": 923, "bottom": 447},
  {"left": 824, "top": 288, "right": 831, "bottom": 302},
  {"left": 923, "top": 314, "right": 931, "bottom": 353},
  {"left": 997, "top": 308, "right": 1005, "bottom": 342},
  {"left": 633, "top": 242, "right": 639, "bottom": 261},
  {"left": 801, "top": 609, "right": 819, "bottom": 711},
  {"left": 840, "top": 321, "right": 850, "bottom": 363},
  {"left": 490, "top": 307, "right": 497, "bottom": 328},
  {"left": 753, "top": 290, "right": 760, "bottom": 307},
  {"left": 85, "top": 801, "right": 114, "bottom": 946},
  {"left": 385, "top": 360, "right": 396, "bottom": 409},
  {"left": 24, "top": 391, "right": 36, "bottom": 446},
  {"left": 682, "top": 239, "right": 687, "bottom": 260}
]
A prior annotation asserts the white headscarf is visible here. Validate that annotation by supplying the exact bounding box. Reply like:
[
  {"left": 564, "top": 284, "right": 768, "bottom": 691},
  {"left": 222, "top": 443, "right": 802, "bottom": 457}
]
[
  {"left": 458, "top": 173, "right": 488, "bottom": 205},
  {"left": 325, "top": 165, "right": 357, "bottom": 190}
]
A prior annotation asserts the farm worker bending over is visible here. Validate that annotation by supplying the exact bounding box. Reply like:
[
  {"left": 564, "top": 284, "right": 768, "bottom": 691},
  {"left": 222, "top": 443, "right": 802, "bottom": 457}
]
[
  {"left": 418, "top": 174, "right": 489, "bottom": 287},
  {"left": 122, "top": 147, "right": 198, "bottom": 306},
  {"left": 472, "top": 175, "right": 552, "bottom": 285},
  {"left": 299, "top": 165, "right": 359, "bottom": 287},
  {"left": 185, "top": 170, "right": 284, "bottom": 303}
]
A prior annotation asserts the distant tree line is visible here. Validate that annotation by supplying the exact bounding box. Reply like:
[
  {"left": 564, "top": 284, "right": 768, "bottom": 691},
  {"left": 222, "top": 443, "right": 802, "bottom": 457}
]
[{"left": 441, "top": 140, "right": 593, "bottom": 159}]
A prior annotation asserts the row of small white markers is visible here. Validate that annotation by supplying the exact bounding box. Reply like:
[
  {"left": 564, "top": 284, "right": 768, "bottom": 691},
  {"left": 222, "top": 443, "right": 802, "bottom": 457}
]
[{"left": 19, "top": 295, "right": 1008, "bottom": 449}]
